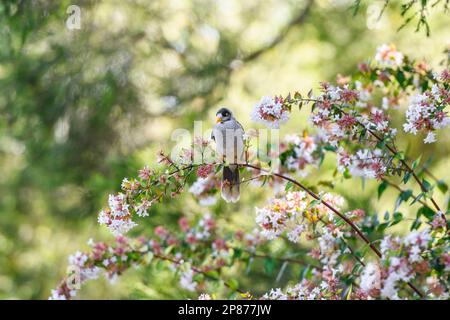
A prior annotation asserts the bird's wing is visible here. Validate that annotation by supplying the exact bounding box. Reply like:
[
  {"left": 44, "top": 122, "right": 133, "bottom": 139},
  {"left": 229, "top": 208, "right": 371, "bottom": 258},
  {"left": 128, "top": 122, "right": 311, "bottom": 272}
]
[
  {"left": 211, "top": 129, "right": 215, "bottom": 141},
  {"left": 234, "top": 120, "right": 245, "bottom": 133}
]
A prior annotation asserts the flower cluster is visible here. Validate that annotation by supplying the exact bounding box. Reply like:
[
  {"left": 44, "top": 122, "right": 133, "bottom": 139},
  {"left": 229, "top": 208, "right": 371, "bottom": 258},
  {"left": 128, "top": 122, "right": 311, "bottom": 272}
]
[
  {"left": 261, "top": 276, "right": 342, "bottom": 300},
  {"left": 51, "top": 236, "right": 140, "bottom": 299},
  {"left": 309, "top": 81, "right": 397, "bottom": 146},
  {"left": 359, "top": 230, "right": 449, "bottom": 300},
  {"left": 98, "top": 152, "right": 195, "bottom": 236},
  {"left": 374, "top": 44, "right": 404, "bottom": 67},
  {"left": 98, "top": 193, "right": 138, "bottom": 236},
  {"left": 52, "top": 215, "right": 267, "bottom": 299},
  {"left": 255, "top": 191, "right": 345, "bottom": 241},
  {"left": 337, "top": 148, "right": 388, "bottom": 180},
  {"left": 279, "top": 133, "right": 322, "bottom": 177},
  {"left": 251, "top": 96, "right": 290, "bottom": 128},
  {"left": 265, "top": 46, "right": 449, "bottom": 182},
  {"left": 403, "top": 80, "right": 450, "bottom": 143},
  {"left": 189, "top": 174, "right": 219, "bottom": 206}
]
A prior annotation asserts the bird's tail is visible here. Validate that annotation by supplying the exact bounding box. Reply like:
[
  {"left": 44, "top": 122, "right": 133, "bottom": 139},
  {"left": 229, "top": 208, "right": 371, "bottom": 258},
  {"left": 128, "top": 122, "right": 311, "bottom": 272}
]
[{"left": 221, "top": 165, "right": 240, "bottom": 203}]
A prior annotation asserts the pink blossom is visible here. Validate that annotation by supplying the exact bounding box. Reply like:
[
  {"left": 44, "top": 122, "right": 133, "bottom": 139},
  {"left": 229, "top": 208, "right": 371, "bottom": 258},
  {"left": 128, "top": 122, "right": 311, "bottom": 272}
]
[{"left": 197, "top": 164, "right": 214, "bottom": 178}]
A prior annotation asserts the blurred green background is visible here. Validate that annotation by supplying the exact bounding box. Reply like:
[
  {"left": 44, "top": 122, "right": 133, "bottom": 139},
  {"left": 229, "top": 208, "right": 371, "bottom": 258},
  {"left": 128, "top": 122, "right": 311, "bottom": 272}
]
[{"left": 0, "top": 0, "right": 448, "bottom": 299}]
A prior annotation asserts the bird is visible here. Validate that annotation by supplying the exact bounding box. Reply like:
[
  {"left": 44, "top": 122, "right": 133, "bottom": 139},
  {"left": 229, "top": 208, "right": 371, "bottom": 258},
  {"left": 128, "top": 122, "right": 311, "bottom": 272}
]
[{"left": 211, "top": 107, "right": 245, "bottom": 203}]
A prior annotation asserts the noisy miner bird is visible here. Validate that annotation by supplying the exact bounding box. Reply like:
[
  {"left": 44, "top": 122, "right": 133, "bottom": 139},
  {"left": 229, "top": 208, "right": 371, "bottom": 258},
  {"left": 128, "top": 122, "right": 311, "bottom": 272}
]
[{"left": 211, "top": 107, "right": 245, "bottom": 203}]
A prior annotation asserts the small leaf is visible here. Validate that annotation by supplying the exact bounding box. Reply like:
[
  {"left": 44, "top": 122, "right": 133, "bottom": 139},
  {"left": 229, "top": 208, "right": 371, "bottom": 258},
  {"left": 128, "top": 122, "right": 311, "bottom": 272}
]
[
  {"left": 395, "top": 70, "right": 406, "bottom": 86},
  {"left": 318, "top": 180, "right": 334, "bottom": 189},
  {"left": 395, "top": 189, "right": 413, "bottom": 210},
  {"left": 403, "top": 172, "right": 412, "bottom": 184},
  {"left": 345, "top": 284, "right": 353, "bottom": 300},
  {"left": 410, "top": 193, "right": 424, "bottom": 206},
  {"left": 205, "top": 270, "right": 220, "bottom": 279},
  {"left": 264, "top": 258, "right": 275, "bottom": 275},
  {"left": 301, "top": 265, "right": 313, "bottom": 280},
  {"left": 377, "top": 222, "right": 390, "bottom": 232},
  {"left": 378, "top": 180, "right": 388, "bottom": 199},
  {"left": 233, "top": 248, "right": 243, "bottom": 259},
  {"left": 400, "top": 189, "right": 413, "bottom": 201},
  {"left": 391, "top": 212, "right": 403, "bottom": 226},
  {"left": 410, "top": 218, "right": 422, "bottom": 231},
  {"left": 307, "top": 199, "right": 321, "bottom": 209},
  {"left": 164, "top": 245, "right": 174, "bottom": 255},
  {"left": 422, "top": 179, "right": 432, "bottom": 192},
  {"left": 417, "top": 206, "right": 435, "bottom": 221},
  {"left": 324, "top": 145, "right": 337, "bottom": 152},
  {"left": 343, "top": 168, "right": 352, "bottom": 179},
  {"left": 411, "top": 156, "right": 421, "bottom": 169},
  {"left": 228, "top": 278, "right": 239, "bottom": 291},
  {"left": 285, "top": 181, "right": 294, "bottom": 192},
  {"left": 437, "top": 180, "right": 448, "bottom": 194}
]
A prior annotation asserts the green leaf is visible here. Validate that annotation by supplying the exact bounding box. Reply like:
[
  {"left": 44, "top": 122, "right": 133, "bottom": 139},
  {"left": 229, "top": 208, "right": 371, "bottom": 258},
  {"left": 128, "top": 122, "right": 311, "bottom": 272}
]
[
  {"left": 343, "top": 168, "right": 352, "bottom": 179},
  {"left": 205, "top": 270, "right": 220, "bottom": 279},
  {"left": 233, "top": 248, "right": 242, "bottom": 259},
  {"left": 318, "top": 180, "right": 334, "bottom": 189},
  {"left": 264, "top": 258, "right": 275, "bottom": 275},
  {"left": 376, "top": 140, "right": 385, "bottom": 149},
  {"left": 324, "top": 145, "right": 337, "bottom": 152},
  {"left": 378, "top": 180, "right": 388, "bottom": 199},
  {"left": 345, "top": 284, "right": 353, "bottom": 300},
  {"left": 193, "top": 273, "right": 204, "bottom": 282},
  {"left": 410, "top": 218, "right": 422, "bottom": 231},
  {"left": 417, "top": 206, "right": 435, "bottom": 221},
  {"left": 228, "top": 278, "right": 239, "bottom": 291},
  {"left": 411, "top": 156, "right": 421, "bottom": 169},
  {"left": 377, "top": 222, "right": 390, "bottom": 232},
  {"left": 400, "top": 189, "right": 413, "bottom": 201},
  {"left": 403, "top": 172, "right": 412, "bottom": 184},
  {"left": 437, "top": 180, "right": 448, "bottom": 194},
  {"left": 307, "top": 199, "right": 321, "bottom": 209},
  {"left": 285, "top": 181, "right": 294, "bottom": 192},
  {"left": 391, "top": 212, "right": 403, "bottom": 226},
  {"left": 383, "top": 211, "right": 390, "bottom": 221},
  {"left": 410, "top": 192, "right": 424, "bottom": 206},
  {"left": 395, "top": 189, "right": 413, "bottom": 210},
  {"left": 301, "top": 265, "right": 313, "bottom": 280},
  {"left": 164, "top": 245, "right": 174, "bottom": 255},
  {"left": 422, "top": 179, "right": 432, "bottom": 192},
  {"left": 396, "top": 70, "right": 406, "bottom": 86}
]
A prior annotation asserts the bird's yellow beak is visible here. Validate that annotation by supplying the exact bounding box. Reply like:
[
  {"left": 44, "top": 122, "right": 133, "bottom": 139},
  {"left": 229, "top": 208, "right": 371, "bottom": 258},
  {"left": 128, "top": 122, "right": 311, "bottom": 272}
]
[{"left": 216, "top": 116, "right": 222, "bottom": 123}]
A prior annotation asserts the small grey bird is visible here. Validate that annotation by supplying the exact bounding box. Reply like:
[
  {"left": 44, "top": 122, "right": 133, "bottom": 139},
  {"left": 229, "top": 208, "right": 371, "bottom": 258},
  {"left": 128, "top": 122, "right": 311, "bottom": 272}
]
[{"left": 211, "top": 107, "right": 245, "bottom": 203}]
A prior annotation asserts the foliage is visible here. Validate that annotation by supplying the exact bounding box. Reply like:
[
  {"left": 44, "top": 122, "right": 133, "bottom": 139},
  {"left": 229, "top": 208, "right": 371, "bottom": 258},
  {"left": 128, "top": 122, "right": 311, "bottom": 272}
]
[
  {"left": 53, "top": 47, "right": 449, "bottom": 300},
  {"left": 352, "top": 0, "right": 450, "bottom": 35}
]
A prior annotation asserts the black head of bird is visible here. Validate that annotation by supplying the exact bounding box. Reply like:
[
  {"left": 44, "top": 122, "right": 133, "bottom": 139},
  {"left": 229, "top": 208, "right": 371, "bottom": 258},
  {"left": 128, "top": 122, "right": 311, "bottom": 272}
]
[{"left": 216, "top": 107, "right": 233, "bottom": 123}]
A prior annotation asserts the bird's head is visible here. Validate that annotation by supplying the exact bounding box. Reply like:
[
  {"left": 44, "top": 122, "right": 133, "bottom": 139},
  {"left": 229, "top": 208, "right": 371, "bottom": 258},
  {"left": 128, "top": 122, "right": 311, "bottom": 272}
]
[{"left": 216, "top": 107, "right": 233, "bottom": 123}]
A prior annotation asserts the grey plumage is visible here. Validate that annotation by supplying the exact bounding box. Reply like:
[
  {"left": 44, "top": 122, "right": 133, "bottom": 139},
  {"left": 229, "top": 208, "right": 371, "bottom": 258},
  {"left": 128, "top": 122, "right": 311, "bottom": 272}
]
[{"left": 211, "top": 107, "right": 244, "bottom": 203}]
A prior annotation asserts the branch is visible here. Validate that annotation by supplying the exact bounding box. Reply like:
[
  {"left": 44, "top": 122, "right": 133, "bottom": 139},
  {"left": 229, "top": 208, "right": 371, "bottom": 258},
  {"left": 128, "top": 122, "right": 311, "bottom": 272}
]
[
  {"left": 242, "top": 0, "right": 314, "bottom": 62},
  {"left": 240, "top": 163, "right": 425, "bottom": 298}
]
